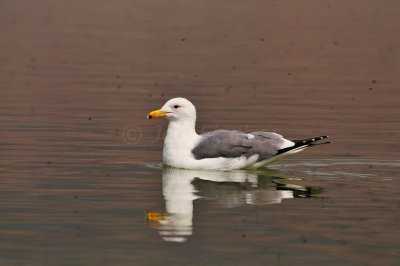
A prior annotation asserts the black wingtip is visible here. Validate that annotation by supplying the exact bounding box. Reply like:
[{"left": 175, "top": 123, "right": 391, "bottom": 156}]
[
  {"left": 278, "top": 135, "right": 331, "bottom": 155},
  {"left": 294, "top": 135, "right": 329, "bottom": 144},
  {"left": 308, "top": 141, "right": 331, "bottom": 147}
]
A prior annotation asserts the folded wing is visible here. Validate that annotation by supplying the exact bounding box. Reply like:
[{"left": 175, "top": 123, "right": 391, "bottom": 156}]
[{"left": 191, "top": 130, "right": 294, "bottom": 161}]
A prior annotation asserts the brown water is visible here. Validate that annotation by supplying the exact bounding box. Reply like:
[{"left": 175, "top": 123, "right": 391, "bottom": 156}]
[{"left": 0, "top": 0, "right": 399, "bottom": 265}]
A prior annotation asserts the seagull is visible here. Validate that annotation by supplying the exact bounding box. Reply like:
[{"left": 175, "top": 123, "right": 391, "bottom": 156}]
[{"left": 147, "top": 97, "right": 329, "bottom": 170}]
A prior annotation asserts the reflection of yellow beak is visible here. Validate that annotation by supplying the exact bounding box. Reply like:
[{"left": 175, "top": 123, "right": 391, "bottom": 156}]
[
  {"left": 145, "top": 211, "right": 166, "bottom": 221},
  {"left": 147, "top": 109, "right": 168, "bottom": 119}
]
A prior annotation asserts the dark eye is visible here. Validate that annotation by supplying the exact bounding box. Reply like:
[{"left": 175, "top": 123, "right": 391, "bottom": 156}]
[{"left": 173, "top": 105, "right": 180, "bottom": 109}]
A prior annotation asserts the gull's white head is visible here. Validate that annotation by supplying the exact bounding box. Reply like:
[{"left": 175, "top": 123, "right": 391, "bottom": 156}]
[{"left": 147, "top": 97, "right": 196, "bottom": 122}]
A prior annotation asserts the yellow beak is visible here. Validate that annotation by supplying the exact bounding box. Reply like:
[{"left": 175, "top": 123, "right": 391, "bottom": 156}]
[{"left": 147, "top": 109, "right": 168, "bottom": 119}]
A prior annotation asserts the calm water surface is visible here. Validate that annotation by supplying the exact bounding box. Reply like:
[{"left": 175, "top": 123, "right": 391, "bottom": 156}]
[{"left": 1, "top": 0, "right": 399, "bottom": 265}]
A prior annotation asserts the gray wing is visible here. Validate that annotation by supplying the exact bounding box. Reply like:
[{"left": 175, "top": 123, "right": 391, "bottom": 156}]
[
  {"left": 247, "top": 132, "right": 291, "bottom": 160},
  {"left": 192, "top": 130, "right": 290, "bottom": 160},
  {"left": 192, "top": 130, "right": 252, "bottom": 159}
]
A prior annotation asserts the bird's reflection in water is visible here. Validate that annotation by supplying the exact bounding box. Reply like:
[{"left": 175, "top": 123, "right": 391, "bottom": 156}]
[{"left": 146, "top": 167, "right": 322, "bottom": 243}]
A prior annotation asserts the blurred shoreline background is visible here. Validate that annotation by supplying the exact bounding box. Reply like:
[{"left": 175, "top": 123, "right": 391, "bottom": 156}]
[{"left": 1, "top": 0, "right": 399, "bottom": 163}]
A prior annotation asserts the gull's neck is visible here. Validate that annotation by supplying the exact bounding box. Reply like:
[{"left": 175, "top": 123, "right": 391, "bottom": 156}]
[
  {"left": 165, "top": 118, "right": 199, "bottom": 142},
  {"left": 163, "top": 118, "right": 200, "bottom": 165}
]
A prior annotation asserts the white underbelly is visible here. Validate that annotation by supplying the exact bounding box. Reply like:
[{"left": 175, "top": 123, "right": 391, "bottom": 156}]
[{"left": 164, "top": 153, "right": 259, "bottom": 170}]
